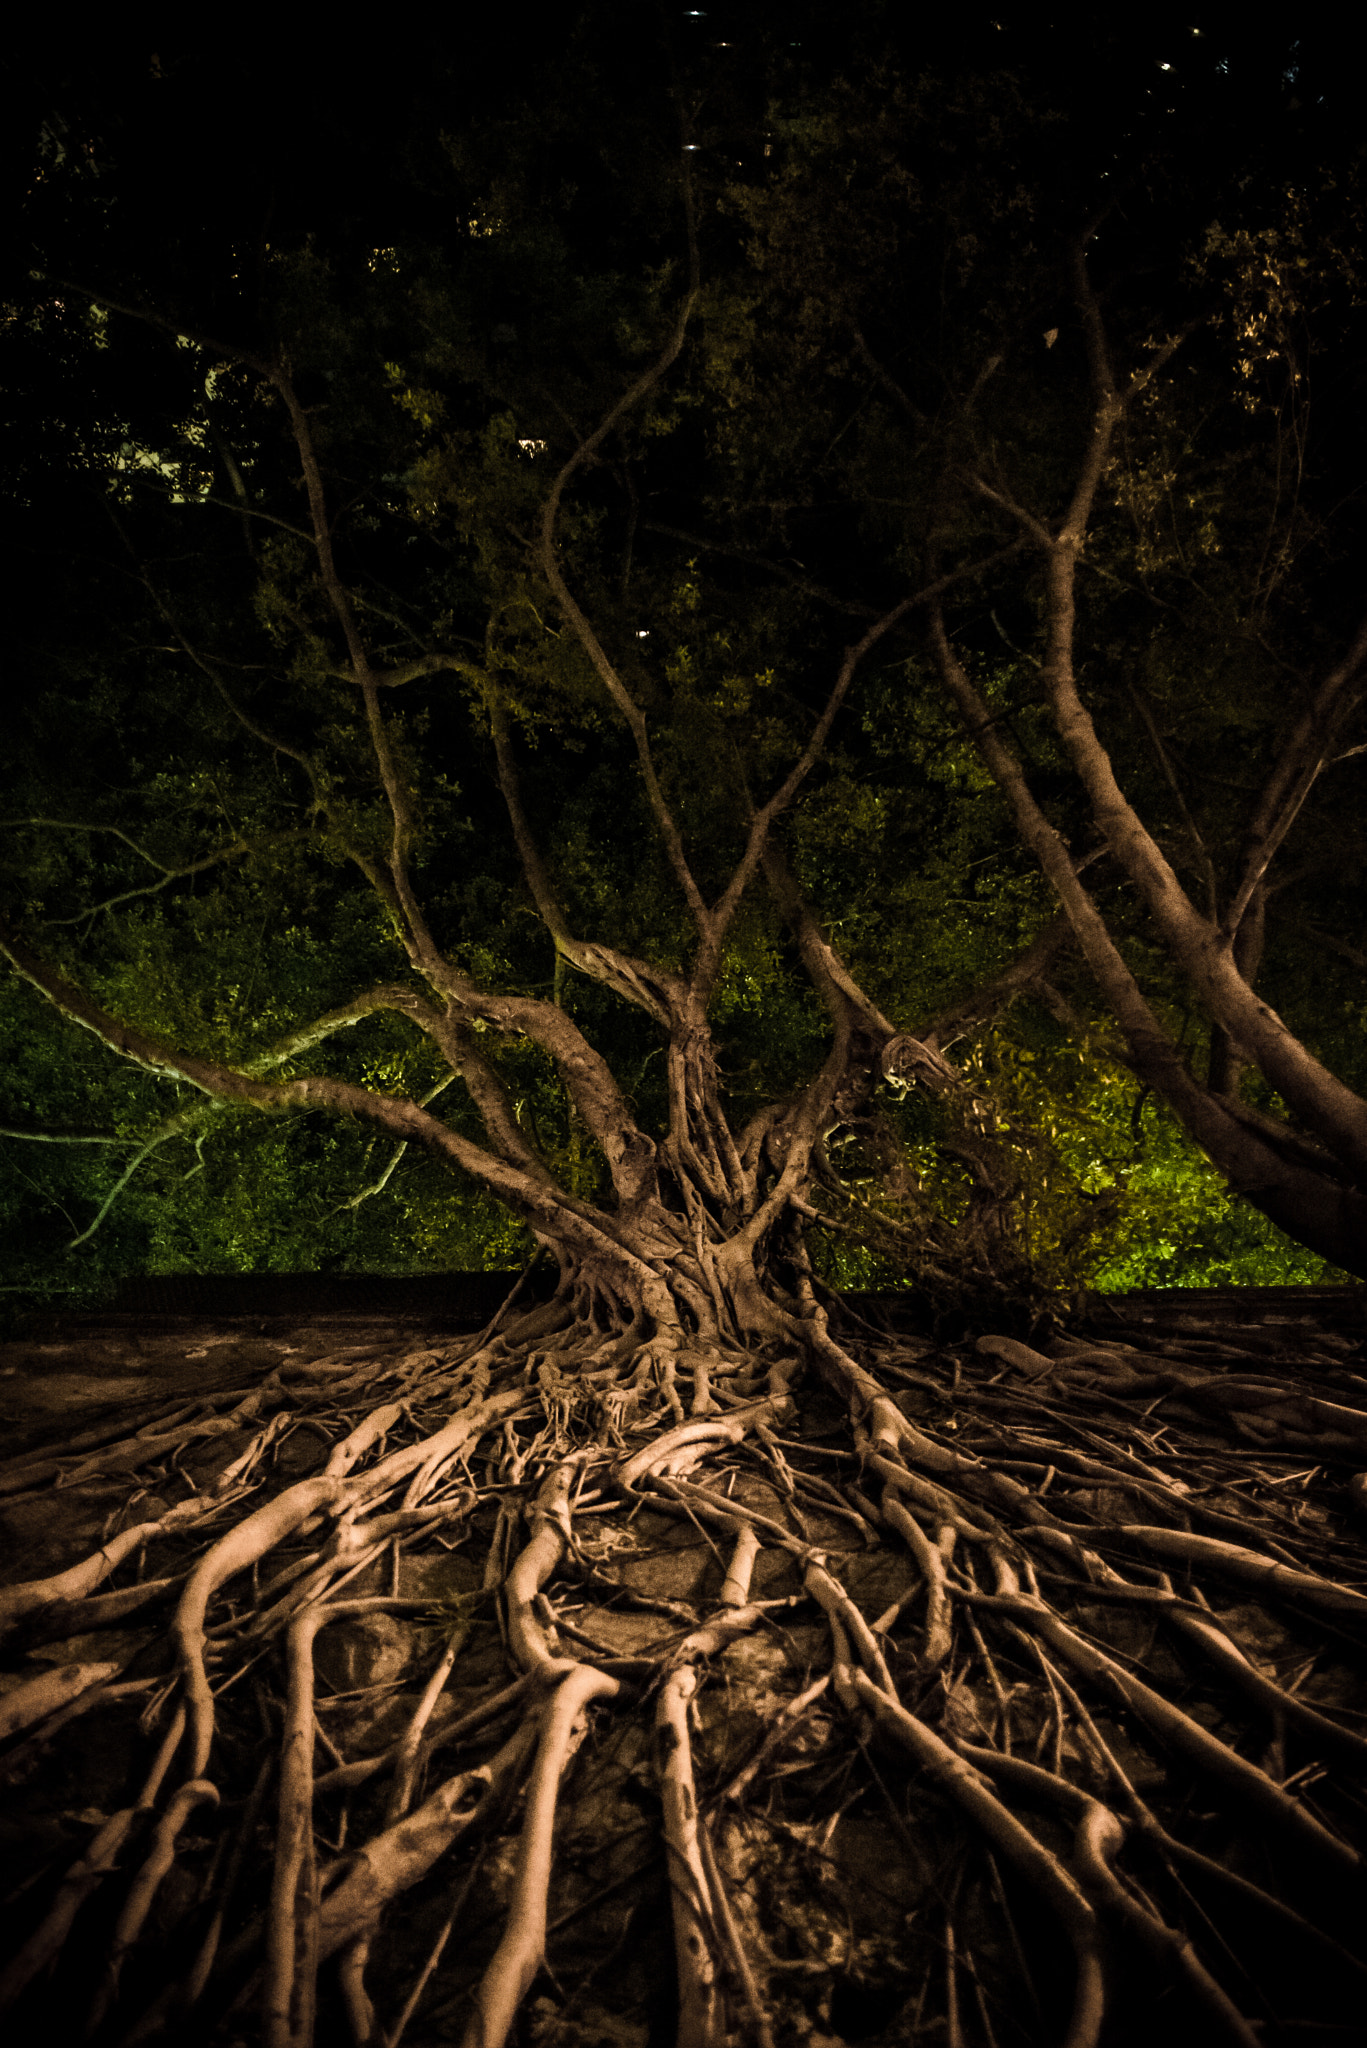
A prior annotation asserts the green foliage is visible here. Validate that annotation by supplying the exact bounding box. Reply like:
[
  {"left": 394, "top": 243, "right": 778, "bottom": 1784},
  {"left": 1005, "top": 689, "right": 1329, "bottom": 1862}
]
[
  {"left": 962, "top": 1020, "right": 1348, "bottom": 1292},
  {"left": 3, "top": 15, "right": 1364, "bottom": 1304}
]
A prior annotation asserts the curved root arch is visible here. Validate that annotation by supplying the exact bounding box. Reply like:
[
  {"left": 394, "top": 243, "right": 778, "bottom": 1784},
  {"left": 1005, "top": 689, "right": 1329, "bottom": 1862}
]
[{"left": 1, "top": 1277, "right": 1366, "bottom": 2046}]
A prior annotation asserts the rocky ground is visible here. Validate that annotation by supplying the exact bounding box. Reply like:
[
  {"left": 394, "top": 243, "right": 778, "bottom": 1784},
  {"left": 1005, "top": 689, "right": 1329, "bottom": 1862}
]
[{"left": 1, "top": 1278, "right": 1365, "bottom": 2048}]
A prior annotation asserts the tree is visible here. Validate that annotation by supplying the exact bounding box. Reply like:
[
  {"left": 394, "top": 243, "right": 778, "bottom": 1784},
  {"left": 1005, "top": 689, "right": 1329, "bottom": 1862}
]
[
  {"left": 3, "top": 16, "right": 1367, "bottom": 2046},
  {"left": 691, "top": 46, "right": 1367, "bottom": 1285},
  {"left": 922, "top": 245, "right": 1367, "bottom": 1279}
]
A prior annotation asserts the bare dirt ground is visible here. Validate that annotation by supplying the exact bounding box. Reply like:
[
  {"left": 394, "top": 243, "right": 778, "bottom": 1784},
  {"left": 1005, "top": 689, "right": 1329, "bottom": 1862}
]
[{"left": 1, "top": 1278, "right": 1366, "bottom": 2048}]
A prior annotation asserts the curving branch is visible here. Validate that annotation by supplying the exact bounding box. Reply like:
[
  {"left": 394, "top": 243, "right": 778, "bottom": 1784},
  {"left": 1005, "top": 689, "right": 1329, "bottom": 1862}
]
[
  {"left": 0, "top": 1124, "right": 133, "bottom": 1146},
  {"left": 269, "top": 371, "right": 448, "bottom": 981},
  {"left": 42, "top": 833, "right": 310, "bottom": 928},
  {"left": 47, "top": 281, "right": 277, "bottom": 380},
  {"left": 148, "top": 596, "right": 654, "bottom": 1196},
  {"left": 695, "top": 546, "right": 1032, "bottom": 1005},
  {"left": 696, "top": 590, "right": 942, "bottom": 1001},
  {"left": 265, "top": 372, "right": 675, "bottom": 1202},
  {"left": 1063, "top": 242, "right": 1195, "bottom": 546},
  {"left": 250, "top": 985, "right": 442, "bottom": 1065},
  {"left": 0, "top": 928, "right": 654, "bottom": 1274},
  {"left": 1036, "top": 549, "right": 1367, "bottom": 1175},
  {"left": 425, "top": 1018, "right": 564, "bottom": 1191},
  {"left": 123, "top": 473, "right": 315, "bottom": 543},
  {"left": 1124, "top": 686, "right": 1220, "bottom": 919},
  {"left": 1, "top": 818, "right": 179, "bottom": 869},
  {"left": 65, "top": 1109, "right": 210, "bottom": 1249},
  {"left": 537, "top": 196, "right": 706, "bottom": 933},
  {"left": 440, "top": 984, "right": 659, "bottom": 1209},
  {"left": 759, "top": 839, "right": 895, "bottom": 1044},
  {"left": 918, "top": 910, "right": 1078, "bottom": 1050},
  {"left": 926, "top": 607, "right": 1367, "bottom": 1271},
  {"left": 947, "top": 246, "right": 1367, "bottom": 1186},
  {"left": 330, "top": 650, "right": 472, "bottom": 690},
  {"left": 485, "top": 691, "right": 683, "bottom": 1032},
  {"left": 1224, "top": 612, "right": 1367, "bottom": 936},
  {"left": 146, "top": 602, "right": 424, "bottom": 923},
  {"left": 330, "top": 1075, "right": 457, "bottom": 1216},
  {"left": 6, "top": 985, "right": 450, "bottom": 1251}
]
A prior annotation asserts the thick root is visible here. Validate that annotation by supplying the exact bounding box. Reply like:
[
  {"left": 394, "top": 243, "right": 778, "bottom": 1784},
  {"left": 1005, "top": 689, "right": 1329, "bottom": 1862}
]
[
  {"left": 458, "top": 1663, "right": 620, "bottom": 2048},
  {"left": 3, "top": 1288, "right": 1367, "bottom": 2046}
]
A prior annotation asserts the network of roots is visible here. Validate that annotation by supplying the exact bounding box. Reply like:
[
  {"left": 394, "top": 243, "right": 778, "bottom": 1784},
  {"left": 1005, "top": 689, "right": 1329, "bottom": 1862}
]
[{"left": 2, "top": 1284, "right": 1367, "bottom": 2047}]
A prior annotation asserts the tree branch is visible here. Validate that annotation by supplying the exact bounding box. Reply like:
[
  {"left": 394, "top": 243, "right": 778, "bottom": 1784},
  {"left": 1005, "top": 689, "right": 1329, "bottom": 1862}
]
[
  {"left": 66, "top": 1111, "right": 210, "bottom": 1248},
  {"left": 537, "top": 226, "right": 706, "bottom": 934},
  {"left": 925, "top": 609, "right": 1299, "bottom": 1190},
  {"left": 759, "top": 840, "right": 895, "bottom": 1042},
  {"left": 1225, "top": 612, "right": 1367, "bottom": 934},
  {"left": 695, "top": 547, "right": 1031, "bottom": 1000},
  {"left": 43, "top": 833, "right": 310, "bottom": 928},
  {"left": 330, "top": 1076, "right": 456, "bottom": 1216},
  {"left": 46, "top": 281, "right": 277, "bottom": 379},
  {"left": 0, "top": 1124, "right": 135, "bottom": 1146},
  {"left": 918, "top": 911, "right": 1078, "bottom": 1049},
  {"left": 331, "top": 652, "right": 470, "bottom": 689},
  {"left": 1124, "top": 688, "right": 1219, "bottom": 919},
  {"left": 1, "top": 818, "right": 177, "bottom": 869},
  {"left": 849, "top": 326, "right": 931, "bottom": 431},
  {"left": 270, "top": 373, "right": 447, "bottom": 977},
  {"left": 485, "top": 692, "right": 682, "bottom": 1031},
  {"left": 3, "top": 981, "right": 444, "bottom": 1245},
  {"left": 425, "top": 1017, "right": 564, "bottom": 1192},
  {"left": 0, "top": 930, "right": 646, "bottom": 1267},
  {"left": 638, "top": 521, "right": 880, "bottom": 618},
  {"left": 981, "top": 256, "right": 1367, "bottom": 1181}
]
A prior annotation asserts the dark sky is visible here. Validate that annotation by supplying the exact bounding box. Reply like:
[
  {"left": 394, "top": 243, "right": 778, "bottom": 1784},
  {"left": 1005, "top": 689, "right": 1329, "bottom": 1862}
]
[
  {"left": 4, "top": 7, "right": 1357, "bottom": 390},
  {"left": 8, "top": 7, "right": 1353, "bottom": 243}
]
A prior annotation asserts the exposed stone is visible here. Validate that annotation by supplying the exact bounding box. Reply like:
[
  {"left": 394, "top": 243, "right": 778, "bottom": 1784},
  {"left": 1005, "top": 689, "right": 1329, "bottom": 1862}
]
[{"left": 314, "top": 1610, "right": 422, "bottom": 1696}]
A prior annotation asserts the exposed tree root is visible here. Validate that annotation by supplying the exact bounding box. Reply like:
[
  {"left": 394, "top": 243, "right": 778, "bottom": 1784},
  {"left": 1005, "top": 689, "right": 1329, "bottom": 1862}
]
[
  {"left": 460, "top": 1663, "right": 620, "bottom": 2048},
  {"left": 3, "top": 1286, "right": 1367, "bottom": 2045},
  {"left": 847, "top": 1670, "right": 1106, "bottom": 2048}
]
